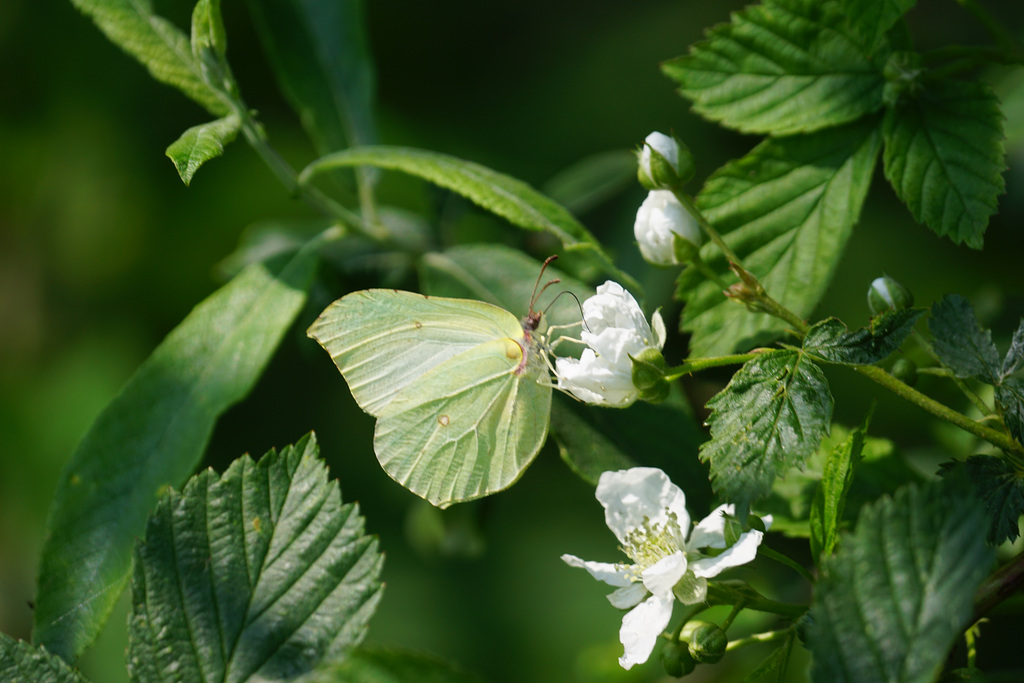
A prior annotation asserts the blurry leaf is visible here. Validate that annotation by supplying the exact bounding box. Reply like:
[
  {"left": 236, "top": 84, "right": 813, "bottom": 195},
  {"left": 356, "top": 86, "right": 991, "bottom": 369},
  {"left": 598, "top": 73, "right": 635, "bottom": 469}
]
[
  {"left": 809, "top": 417, "right": 868, "bottom": 562},
  {"left": 940, "top": 455, "right": 1024, "bottom": 545},
  {"left": 806, "top": 480, "right": 994, "bottom": 683},
  {"left": 678, "top": 117, "right": 881, "bottom": 356},
  {"left": 702, "top": 350, "right": 833, "bottom": 503},
  {"left": 742, "top": 634, "right": 794, "bottom": 682},
  {"left": 550, "top": 394, "right": 710, "bottom": 512},
  {"left": 0, "top": 635, "right": 87, "bottom": 683},
  {"left": 760, "top": 424, "right": 923, "bottom": 537},
  {"left": 33, "top": 247, "right": 319, "bottom": 661},
  {"left": 662, "top": 0, "right": 885, "bottom": 136},
  {"left": 165, "top": 114, "right": 241, "bottom": 185},
  {"left": 418, "top": 245, "right": 595, "bottom": 331},
  {"left": 245, "top": 0, "right": 376, "bottom": 154},
  {"left": 883, "top": 79, "right": 1005, "bottom": 248},
  {"left": 840, "top": 0, "right": 917, "bottom": 54},
  {"left": 309, "top": 645, "right": 485, "bottom": 683},
  {"left": 1003, "top": 318, "right": 1024, "bottom": 377},
  {"left": 190, "top": 0, "right": 226, "bottom": 61},
  {"left": 301, "top": 146, "right": 637, "bottom": 292},
  {"left": 68, "top": 0, "right": 228, "bottom": 115},
  {"left": 997, "top": 378, "right": 1024, "bottom": 446},
  {"left": 127, "top": 434, "right": 382, "bottom": 681},
  {"left": 929, "top": 294, "right": 1002, "bottom": 383},
  {"left": 542, "top": 150, "right": 637, "bottom": 216},
  {"left": 549, "top": 398, "right": 638, "bottom": 486},
  {"left": 802, "top": 309, "right": 924, "bottom": 365},
  {"left": 217, "top": 218, "right": 334, "bottom": 278}
]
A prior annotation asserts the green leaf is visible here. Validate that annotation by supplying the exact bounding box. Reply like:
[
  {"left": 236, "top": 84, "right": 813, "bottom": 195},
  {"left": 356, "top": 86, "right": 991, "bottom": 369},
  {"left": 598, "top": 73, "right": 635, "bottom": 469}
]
[
  {"left": 244, "top": 0, "right": 376, "bottom": 155},
  {"left": 190, "top": 0, "right": 227, "bottom": 62},
  {"left": 806, "top": 479, "right": 994, "bottom": 683},
  {"left": 661, "top": 0, "right": 885, "bottom": 136},
  {"left": 883, "top": 79, "right": 1006, "bottom": 248},
  {"left": 742, "top": 634, "right": 795, "bottom": 683},
  {"left": 541, "top": 150, "right": 637, "bottom": 216},
  {"left": 549, "top": 398, "right": 638, "bottom": 486},
  {"left": 1003, "top": 318, "right": 1024, "bottom": 377},
  {"left": 0, "top": 635, "right": 87, "bottom": 683},
  {"left": 702, "top": 350, "right": 833, "bottom": 503},
  {"left": 840, "top": 0, "right": 917, "bottom": 55},
  {"left": 928, "top": 294, "right": 1002, "bottom": 384},
  {"left": 997, "top": 378, "right": 1024, "bottom": 446},
  {"left": 32, "top": 247, "right": 319, "bottom": 661},
  {"left": 418, "top": 244, "right": 595, "bottom": 331},
  {"left": 803, "top": 309, "right": 924, "bottom": 365},
  {"left": 678, "top": 117, "right": 881, "bottom": 356},
  {"left": 127, "top": 434, "right": 382, "bottom": 681},
  {"left": 165, "top": 114, "right": 241, "bottom": 185},
  {"left": 940, "top": 455, "right": 1024, "bottom": 545},
  {"left": 68, "top": 0, "right": 228, "bottom": 115},
  {"left": 300, "top": 146, "right": 636, "bottom": 291},
  {"left": 809, "top": 418, "right": 868, "bottom": 562},
  {"left": 310, "top": 645, "right": 485, "bottom": 683}
]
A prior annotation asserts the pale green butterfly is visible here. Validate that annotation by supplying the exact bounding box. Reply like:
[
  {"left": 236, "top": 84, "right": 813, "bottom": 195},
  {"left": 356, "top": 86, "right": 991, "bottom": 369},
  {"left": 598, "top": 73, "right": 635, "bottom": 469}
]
[{"left": 307, "top": 259, "right": 563, "bottom": 508}]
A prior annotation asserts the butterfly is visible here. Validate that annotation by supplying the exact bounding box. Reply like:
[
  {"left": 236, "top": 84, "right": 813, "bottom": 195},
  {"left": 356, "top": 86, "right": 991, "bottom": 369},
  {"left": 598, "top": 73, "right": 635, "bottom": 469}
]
[{"left": 307, "top": 259, "right": 562, "bottom": 508}]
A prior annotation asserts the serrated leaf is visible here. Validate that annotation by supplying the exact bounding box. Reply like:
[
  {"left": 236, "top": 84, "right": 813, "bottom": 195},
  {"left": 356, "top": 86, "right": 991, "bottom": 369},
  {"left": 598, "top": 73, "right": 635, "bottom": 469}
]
[
  {"left": 940, "top": 455, "right": 1024, "bottom": 545},
  {"left": 300, "top": 146, "right": 636, "bottom": 292},
  {"left": 310, "top": 645, "right": 485, "bottom": 683},
  {"left": 678, "top": 117, "right": 881, "bottom": 356},
  {"left": 803, "top": 309, "right": 924, "bottom": 365},
  {"left": 244, "top": 0, "right": 375, "bottom": 155},
  {"left": 662, "top": 0, "right": 885, "bottom": 136},
  {"left": 809, "top": 418, "right": 868, "bottom": 562},
  {"left": 127, "top": 434, "right": 382, "bottom": 682},
  {"left": 840, "top": 0, "right": 918, "bottom": 54},
  {"left": 806, "top": 479, "right": 994, "bottom": 683},
  {"left": 928, "top": 294, "right": 1002, "bottom": 383},
  {"left": 33, "top": 247, "right": 318, "bottom": 661},
  {"left": 69, "top": 0, "right": 227, "bottom": 115},
  {"left": 997, "top": 378, "right": 1024, "bottom": 446},
  {"left": 883, "top": 79, "right": 1006, "bottom": 248},
  {"left": 1003, "top": 318, "right": 1024, "bottom": 377},
  {"left": 702, "top": 350, "right": 833, "bottom": 503},
  {"left": 165, "top": 114, "right": 241, "bottom": 185},
  {"left": 417, "top": 244, "right": 595, "bottom": 331},
  {"left": 0, "top": 635, "right": 87, "bottom": 683}
]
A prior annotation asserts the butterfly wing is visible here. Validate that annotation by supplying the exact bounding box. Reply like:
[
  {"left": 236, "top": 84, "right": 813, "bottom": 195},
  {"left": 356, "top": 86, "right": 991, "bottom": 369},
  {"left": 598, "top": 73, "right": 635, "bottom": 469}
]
[
  {"left": 307, "top": 289, "right": 525, "bottom": 416},
  {"left": 375, "top": 337, "right": 552, "bottom": 507}
]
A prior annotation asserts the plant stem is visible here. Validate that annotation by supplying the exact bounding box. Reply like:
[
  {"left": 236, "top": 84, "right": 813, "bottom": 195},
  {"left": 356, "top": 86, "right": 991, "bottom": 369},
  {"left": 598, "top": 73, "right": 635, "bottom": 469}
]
[
  {"left": 759, "top": 546, "right": 815, "bottom": 583},
  {"left": 974, "top": 551, "right": 1024, "bottom": 620},
  {"left": 724, "top": 628, "right": 792, "bottom": 651},
  {"left": 674, "top": 192, "right": 742, "bottom": 266},
  {"left": 664, "top": 352, "right": 764, "bottom": 380},
  {"left": 854, "top": 365, "right": 1024, "bottom": 455}
]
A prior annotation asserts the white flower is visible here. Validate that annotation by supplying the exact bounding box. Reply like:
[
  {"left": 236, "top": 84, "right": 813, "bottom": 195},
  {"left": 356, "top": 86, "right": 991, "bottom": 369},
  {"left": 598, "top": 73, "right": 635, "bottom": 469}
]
[
  {"left": 554, "top": 282, "right": 665, "bottom": 407},
  {"left": 561, "top": 467, "right": 767, "bottom": 670},
  {"left": 634, "top": 190, "right": 701, "bottom": 266}
]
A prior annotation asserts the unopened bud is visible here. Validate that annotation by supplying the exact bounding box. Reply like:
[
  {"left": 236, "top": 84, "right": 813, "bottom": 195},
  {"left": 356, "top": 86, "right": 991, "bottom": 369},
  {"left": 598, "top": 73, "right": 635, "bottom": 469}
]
[
  {"left": 661, "top": 640, "right": 697, "bottom": 677},
  {"left": 634, "top": 190, "right": 702, "bottom": 266},
  {"left": 688, "top": 622, "right": 728, "bottom": 664},
  {"left": 867, "top": 276, "right": 914, "bottom": 315},
  {"left": 638, "top": 131, "right": 695, "bottom": 191}
]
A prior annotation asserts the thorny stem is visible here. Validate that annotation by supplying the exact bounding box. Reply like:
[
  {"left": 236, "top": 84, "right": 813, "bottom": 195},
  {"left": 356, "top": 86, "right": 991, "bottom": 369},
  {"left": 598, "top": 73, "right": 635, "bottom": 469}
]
[
  {"left": 854, "top": 365, "right": 1024, "bottom": 456},
  {"left": 673, "top": 191, "right": 742, "bottom": 267}
]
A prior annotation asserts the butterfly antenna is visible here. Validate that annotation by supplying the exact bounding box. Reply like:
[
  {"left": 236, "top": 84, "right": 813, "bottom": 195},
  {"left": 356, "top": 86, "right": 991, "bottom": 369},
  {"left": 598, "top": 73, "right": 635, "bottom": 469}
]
[
  {"left": 529, "top": 255, "right": 560, "bottom": 313},
  {"left": 544, "top": 290, "right": 592, "bottom": 333}
]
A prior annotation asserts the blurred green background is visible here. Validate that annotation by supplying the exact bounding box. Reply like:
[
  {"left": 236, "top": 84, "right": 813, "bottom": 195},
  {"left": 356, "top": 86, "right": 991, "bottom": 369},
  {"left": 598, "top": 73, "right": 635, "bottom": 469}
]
[{"left": 2, "top": 0, "right": 1024, "bottom": 681}]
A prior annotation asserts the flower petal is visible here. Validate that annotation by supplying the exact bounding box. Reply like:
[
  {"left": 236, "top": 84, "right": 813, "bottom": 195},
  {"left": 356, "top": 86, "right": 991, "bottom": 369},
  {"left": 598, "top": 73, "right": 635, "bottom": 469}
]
[
  {"left": 689, "top": 504, "right": 734, "bottom": 550},
  {"left": 608, "top": 582, "right": 649, "bottom": 610},
  {"left": 561, "top": 554, "right": 632, "bottom": 587},
  {"left": 640, "top": 551, "right": 687, "bottom": 599},
  {"left": 596, "top": 468, "right": 690, "bottom": 544},
  {"left": 618, "top": 594, "right": 675, "bottom": 670},
  {"left": 690, "top": 529, "right": 764, "bottom": 578}
]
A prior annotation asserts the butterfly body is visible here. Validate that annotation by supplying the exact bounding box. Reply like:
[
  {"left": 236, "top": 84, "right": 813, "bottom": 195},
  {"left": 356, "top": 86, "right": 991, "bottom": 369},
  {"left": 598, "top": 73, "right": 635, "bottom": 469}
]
[{"left": 308, "top": 289, "right": 552, "bottom": 507}]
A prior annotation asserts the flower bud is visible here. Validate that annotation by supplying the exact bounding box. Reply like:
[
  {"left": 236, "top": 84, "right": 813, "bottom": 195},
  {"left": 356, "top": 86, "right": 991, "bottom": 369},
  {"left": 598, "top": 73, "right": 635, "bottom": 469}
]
[
  {"left": 687, "top": 622, "right": 728, "bottom": 664},
  {"left": 634, "top": 190, "right": 702, "bottom": 266},
  {"left": 890, "top": 358, "right": 918, "bottom": 386},
  {"left": 660, "top": 640, "right": 697, "bottom": 677},
  {"left": 867, "top": 276, "right": 914, "bottom": 315},
  {"left": 882, "top": 51, "right": 924, "bottom": 107},
  {"left": 638, "top": 131, "right": 695, "bottom": 191},
  {"left": 631, "top": 346, "right": 670, "bottom": 404}
]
